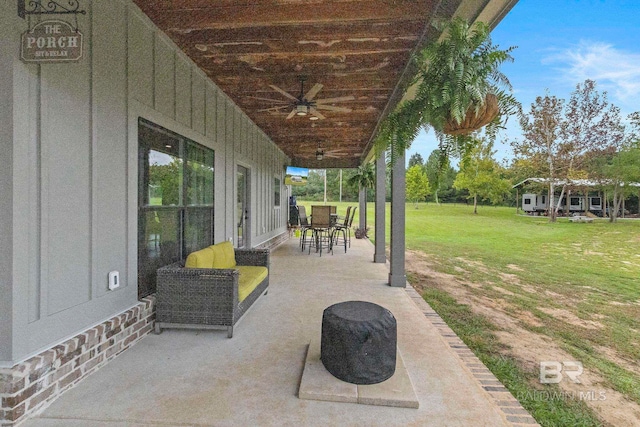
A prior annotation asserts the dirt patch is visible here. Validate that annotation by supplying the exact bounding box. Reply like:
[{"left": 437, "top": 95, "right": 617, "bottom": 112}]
[
  {"left": 405, "top": 250, "right": 640, "bottom": 427},
  {"left": 514, "top": 310, "right": 544, "bottom": 328},
  {"left": 492, "top": 286, "right": 515, "bottom": 296},
  {"left": 538, "top": 307, "right": 604, "bottom": 330},
  {"left": 498, "top": 272, "right": 521, "bottom": 286},
  {"left": 609, "top": 301, "right": 633, "bottom": 306},
  {"left": 455, "top": 257, "right": 491, "bottom": 275},
  {"left": 506, "top": 264, "right": 524, "bottom": 271}
]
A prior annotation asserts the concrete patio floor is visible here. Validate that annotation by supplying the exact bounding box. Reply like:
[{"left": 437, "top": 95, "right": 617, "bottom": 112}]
[{"left": 22, "top": 237, "right": 537, "bottom": 426}]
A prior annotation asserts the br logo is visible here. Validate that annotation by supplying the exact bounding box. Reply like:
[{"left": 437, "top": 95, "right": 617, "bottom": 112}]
[{"left": 540, "top": 361, "right": 584, "bottom": 384}]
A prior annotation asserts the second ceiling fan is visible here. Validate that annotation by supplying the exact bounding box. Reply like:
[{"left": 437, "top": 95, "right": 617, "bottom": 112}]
[{"left": 257, "top": 76, "right": 354, "bottom": 120}]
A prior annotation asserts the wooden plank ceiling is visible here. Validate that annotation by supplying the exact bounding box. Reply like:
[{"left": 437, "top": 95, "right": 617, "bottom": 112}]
[{"left": 134, "top": 0, "right": 461, "bottom": 168}]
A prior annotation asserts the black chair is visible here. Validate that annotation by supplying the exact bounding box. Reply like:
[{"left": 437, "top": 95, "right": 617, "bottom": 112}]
[
  {"left": 332, "top": 206, "right": 352, "bottom": 253},
  {"left": 298, "top": 205, "right": 312, "bottom": 251}
]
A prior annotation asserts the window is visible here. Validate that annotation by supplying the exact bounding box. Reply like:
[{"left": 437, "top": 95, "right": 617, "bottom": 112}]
[
  {"left": 591, "top": 197, "right": 601, "bottom": 206},
  {"left": 138, "top": 119, "right": 214, "bottom": 298},
  {"left": 524, "top": 198, "right": 531, "bottom": 204},
  {"left": 541, "top": 195, "right": 546, "bottom": 204},
  {"left": 571, "top": 197, "right": 580, "bottom": 206},
  {"left": 274, "top": 177, "right": 281, "bottom": 207}
]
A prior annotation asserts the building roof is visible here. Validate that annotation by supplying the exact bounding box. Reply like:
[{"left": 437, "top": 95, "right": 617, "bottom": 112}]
[{"left": 513, "top": 178, "right": 640, "bottom": 189}]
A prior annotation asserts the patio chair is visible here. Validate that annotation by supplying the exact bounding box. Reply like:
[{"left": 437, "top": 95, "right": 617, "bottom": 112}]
[
  {"left": 332, "top": 206, "right": 352, "bottom": 253},
  {"left": 342, "top": 206, "right": 358, "bottom": 252},
  {"left": 298, "top": 205, "right": 313, "bottom": 251},
  {"left": 309, "top": 205, "right": 333, "bottom": 256}
]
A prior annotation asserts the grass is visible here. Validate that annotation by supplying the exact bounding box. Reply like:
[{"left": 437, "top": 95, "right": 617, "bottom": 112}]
[
  {"left": 297, "top": 201, "right": 640, "bottom": 426},
  {"left": 424, "top": 287, "right": 603, "bottom": 427}
]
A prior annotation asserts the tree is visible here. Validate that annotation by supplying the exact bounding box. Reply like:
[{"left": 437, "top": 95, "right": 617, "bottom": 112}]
[
  {"left": 408, "top": 153, "right": 425, "bottom": 169},
  {"left": 591, "top": 144, "right": 640, "bottom": 222},
  {"left": 424, "top": 149, "right": 456, "bottom": 204},
  {"left": 406, "top": 165, "right": 430, "bottom": 208},
  {"left": 149, "top": 159, "right": 182, "bottom": 206},
  {"left": 512, "top": 80, "right": 625, "bottom": 222},
  {"left": 453, "top": 140, "right": 511, "bottom": 214}
]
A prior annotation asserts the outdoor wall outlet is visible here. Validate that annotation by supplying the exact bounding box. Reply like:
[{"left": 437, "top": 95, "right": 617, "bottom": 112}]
[{"left": 108, "top": 271, "right": 120, "bottom": 291}]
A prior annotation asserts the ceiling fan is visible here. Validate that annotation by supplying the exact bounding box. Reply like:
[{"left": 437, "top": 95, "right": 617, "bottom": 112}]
[
  {"left": 316, "top": 143, "right": 349, "bottom": 161},
  {"left": 253, "top": 77, "right": 354, "bottom": 120}
]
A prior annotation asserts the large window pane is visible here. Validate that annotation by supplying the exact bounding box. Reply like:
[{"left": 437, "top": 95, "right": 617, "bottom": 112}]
[
  {"left": 148, "top": 150, "right": 183, "bottom": 206},
  {"left": 138, "top": 209, "right": 181, "bottom": 298},
  {"left": 185, "top": 208, "right": 213, "bottom": 255},
  {"left": 186, "top": 142, "right": 214, "bottom": 206}
]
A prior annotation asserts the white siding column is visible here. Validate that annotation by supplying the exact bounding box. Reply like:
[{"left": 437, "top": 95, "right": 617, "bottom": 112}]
[
  {"left": 374, "top": 152, "right": 386, "bottom": 263},
  {"left": 388, "top": 147, "right": 406, "bottom": 287}
]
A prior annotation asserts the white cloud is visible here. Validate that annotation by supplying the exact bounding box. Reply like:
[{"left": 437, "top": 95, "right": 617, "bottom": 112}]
[{"left": 544, "top": 41, "right": 640, "bottom": 107}]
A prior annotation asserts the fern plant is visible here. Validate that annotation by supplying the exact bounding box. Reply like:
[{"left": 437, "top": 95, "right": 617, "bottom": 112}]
[{"left": 376, "top": 18, "right": 519, "bottom": 164}]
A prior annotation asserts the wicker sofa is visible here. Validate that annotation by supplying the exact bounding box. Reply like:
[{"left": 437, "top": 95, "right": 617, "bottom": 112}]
[{"left": 155, "top": 242, "right": 270, "bottom": 338}]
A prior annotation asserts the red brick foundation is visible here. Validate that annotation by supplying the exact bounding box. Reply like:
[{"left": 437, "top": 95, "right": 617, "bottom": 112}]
[{"left": 0, "top": 296, "right": 155, "bottom": 426}]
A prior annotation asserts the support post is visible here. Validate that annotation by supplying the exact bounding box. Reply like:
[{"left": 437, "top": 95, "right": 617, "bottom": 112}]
[
  {"left": 359, "top": 187, "right": 366, "bottom": 232},
  {"left": 374, "top": 151, "right": 386, "bottom": 263},
  {"left": 388, "top": 146, "right": 406, "bottom": 287}
]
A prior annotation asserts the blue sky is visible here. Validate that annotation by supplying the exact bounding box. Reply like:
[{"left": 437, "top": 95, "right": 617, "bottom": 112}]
[{"left": 406, "top": 0, "right": 640, "bottom": 165}]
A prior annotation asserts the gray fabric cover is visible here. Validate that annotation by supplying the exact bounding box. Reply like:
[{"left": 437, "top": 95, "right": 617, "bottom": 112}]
[{"left": 321, "top": 301, "right": 396, "bottom": 385}]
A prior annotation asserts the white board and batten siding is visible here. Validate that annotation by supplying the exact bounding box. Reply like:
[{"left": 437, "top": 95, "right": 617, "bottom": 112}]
[{"left": 2, "top": 0, "right": 289, "bottom": 363}]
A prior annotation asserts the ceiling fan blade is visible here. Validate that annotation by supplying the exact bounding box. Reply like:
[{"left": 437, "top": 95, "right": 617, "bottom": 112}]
[
  {"left": 269, "top": 84, "right": 298, "bottom": 101},
  {"left": 286, "top": 109, "right": 297, "bottom": 120},
  {"left": 309, "top": 107, "right": 326, "bottom": 120},
  {"left": 246, "top": 96, "right": 290, "bottom": 104},
  {"left": 315, "top": 104, "right": 352, "bottom": 113},
  {"left": 257, "top": 105, "right": 290, "bottom": 112},
  {"left": 315, "top": 96, "right": 355, "bottom": 104},
  {"left": 305, "top": 83, "right": 323, "bottom": 101}
]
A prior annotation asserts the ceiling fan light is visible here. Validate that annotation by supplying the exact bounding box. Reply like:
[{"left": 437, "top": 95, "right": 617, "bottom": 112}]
[
  {"left": 316, "top": 151, "right": 324, "bottom": 161},
  {"left": 296, "top": 104, "right": 308, "bottom": 116},
  {"left": 309, "top": 116, "right": 319, "bottom": 121}
]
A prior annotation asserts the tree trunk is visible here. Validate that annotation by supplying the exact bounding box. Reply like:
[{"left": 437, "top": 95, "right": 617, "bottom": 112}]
[
  {"left": 553, "top": 185, "right": 567, "bottom": 223},
  {"left": 434, "top": 190, "right": 439, "bottom": 205},
  {"left": 610, "top": 186, "right": 623, "bottom": 223},
  {"left": 549, "top": 183, "right": 556, "bottom": 222},
  {"left": 473, "top": 195, "right": 478, "bottom": 214}
]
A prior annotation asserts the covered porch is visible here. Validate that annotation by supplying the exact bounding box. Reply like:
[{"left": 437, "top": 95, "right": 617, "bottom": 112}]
[{"left": 21, "top": 238, "right": 535, "bottom": 426}]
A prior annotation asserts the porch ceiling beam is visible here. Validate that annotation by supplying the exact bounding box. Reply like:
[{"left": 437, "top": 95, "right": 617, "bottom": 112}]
[
  {"left": 137, "top": 1, "right": 438, "bottom": 30},
  {"left": 168, "top": 23, "right": 424, "bottom": 44}
]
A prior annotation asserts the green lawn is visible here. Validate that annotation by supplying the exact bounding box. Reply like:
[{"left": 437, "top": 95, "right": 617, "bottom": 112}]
[{"left": 297, "top": 201, "right": 640, "bottom": 426}]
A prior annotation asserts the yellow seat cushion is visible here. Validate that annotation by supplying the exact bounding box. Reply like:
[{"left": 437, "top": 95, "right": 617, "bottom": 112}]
[
  {"left": 236, "top": 266, "right": 268, "bottom": 302},
  {"left": 210, "top": 241, "right": 236, "bottom": 269},
  {"left": 185, "top": 247, "right": 215, "bottom": 268}
]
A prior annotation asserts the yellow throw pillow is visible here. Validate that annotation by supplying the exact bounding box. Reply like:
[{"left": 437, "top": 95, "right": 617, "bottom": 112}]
[
  {"left": 210, "top": 241, "right": 236, "bottom": 269},
  {"left": 185, "top": 247, "right": 215, "bottom": 268}
]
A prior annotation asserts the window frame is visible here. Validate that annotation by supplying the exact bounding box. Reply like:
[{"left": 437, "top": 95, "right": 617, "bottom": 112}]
[
  {"left": 274, "top": 176, "right": 281, "bottom": 208},
  {"left": 137, "top": 118, "right": 215, "bottom": 298}
]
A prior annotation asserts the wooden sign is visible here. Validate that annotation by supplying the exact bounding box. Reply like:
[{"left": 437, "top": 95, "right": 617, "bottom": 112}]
[{"left": 21, "top": 20, "right": 83, "bottom": 63}]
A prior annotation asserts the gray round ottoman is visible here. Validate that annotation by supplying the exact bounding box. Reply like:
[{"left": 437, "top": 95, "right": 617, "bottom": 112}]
[{"left": 320, "top": 301, "right": 397, "bottom": 385}]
